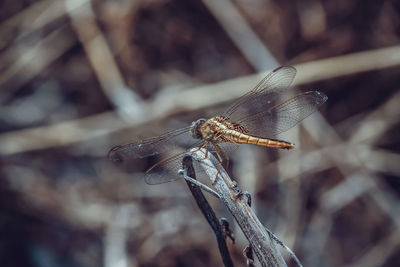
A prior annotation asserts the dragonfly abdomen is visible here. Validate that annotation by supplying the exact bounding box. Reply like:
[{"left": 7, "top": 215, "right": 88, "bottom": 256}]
[{"left": 227, "top": 130, "right": 294, "bottom": 149}]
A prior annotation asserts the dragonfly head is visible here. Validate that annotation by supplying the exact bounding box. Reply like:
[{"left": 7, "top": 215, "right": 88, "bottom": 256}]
[{"left": 189, "top": 118, "right": 206, "bottom": 139}]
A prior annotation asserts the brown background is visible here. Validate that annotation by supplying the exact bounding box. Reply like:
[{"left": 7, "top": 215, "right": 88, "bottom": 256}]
[{"left": 1, "top": 0, "right": 400, "bottom": 266}]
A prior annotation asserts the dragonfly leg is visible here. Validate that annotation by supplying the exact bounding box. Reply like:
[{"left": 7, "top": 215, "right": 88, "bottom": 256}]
[
  {"left": 210, "top": 144, "right": 224, "bottom": 184},
  {"left": 212, "top": 144, "right": 236, "bottom": 190},
  {"left": 215, "top": 161, "right": 222, "bottom": 184},
  {"left": 218, "top": 144, "right": 229, "bottom": 170},
  {"left": 192, "top": 141, "right": 206, "bottom": 153},
  {"left": 196, "top": 142, "right": 210, "bottom": 161}
]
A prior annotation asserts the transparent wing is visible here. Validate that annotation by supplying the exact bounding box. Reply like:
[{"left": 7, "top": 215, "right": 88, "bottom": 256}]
[
  {"left": 108, "top": 126, "right": 195, "bottom": 163},
  {"left": 144, "top": 141, "right": 216, "bottom": 185},
  {"left": 224, "top": 66, "right": 297, "bottom": 119},
  {"left": 108, "top": 124, "right": 205, "bottom": 185},
  {"left": 236, "top": 91, "right": 328, "bottom": 137},
  {"left": 143, "top": 152, "right": 187, "bottom": 185}
]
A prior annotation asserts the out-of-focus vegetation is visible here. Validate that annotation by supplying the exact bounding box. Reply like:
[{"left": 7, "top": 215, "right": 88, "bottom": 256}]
[{"left": 1, "top": 0, "right": 400, "bottom": 266}]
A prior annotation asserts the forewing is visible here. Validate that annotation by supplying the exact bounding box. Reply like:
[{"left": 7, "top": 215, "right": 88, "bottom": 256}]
[
  {"left": 224, "top": 66, "right": 297, "bottom": 120},
  {"left": 108, "top": 126, "right": 194, "bottom": 164},
  {"left": 236, "top": 91, "right": 328, "bottom": 137}
]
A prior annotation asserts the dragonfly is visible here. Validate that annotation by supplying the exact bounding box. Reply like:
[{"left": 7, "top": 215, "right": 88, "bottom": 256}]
[{"left": 108, "top": 66, "right": 327, "bottom": 184}]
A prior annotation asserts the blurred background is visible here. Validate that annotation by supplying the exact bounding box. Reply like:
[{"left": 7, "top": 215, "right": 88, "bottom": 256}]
[{"left": 1, "top": 0, "right": 400, "bottom": 266}]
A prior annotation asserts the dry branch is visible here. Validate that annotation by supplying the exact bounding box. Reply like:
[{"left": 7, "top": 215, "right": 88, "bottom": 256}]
[
  {"left": 188, "top": 148, "right": 288, "bottom": 267},
  {"left": 182, "top": 155, "right": 234, "bottom": 267}
]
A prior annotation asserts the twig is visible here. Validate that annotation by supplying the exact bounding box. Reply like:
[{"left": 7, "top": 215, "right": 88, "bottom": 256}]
[
  {"left": 0, "top": 0, "right": 67, "bottom": 50},
  {"left": 189, "top": 148, "right": 288, "bottom": 267},
  {"left": 220, "top": 218, "right": 235, "bottom": 244},
  {"left": 243, "top": 246, "right": 255, "bottom": 267},
  {"left": 180, "top": 168, "right": 220, "bottom": 199},
  {"left": 264, "top": 226, "right": 303, "bottom": 267},
  {"left": 104, "top": 206, "right": 131, "bottom": 267},
  {"left": 0, "top": 26, "right": 76, "bottom": 97},
  {"left": 181, "top": 155, "right": 234, "bottom": 267},
  {"left": 294, "top": 45, "right": 400, "bottom": 85},
  {"left": 202, "top": 0, "right": 278, "bottom": 71},
  {"left": 66, "top": 0, "right": 144, "bottom": 120}
]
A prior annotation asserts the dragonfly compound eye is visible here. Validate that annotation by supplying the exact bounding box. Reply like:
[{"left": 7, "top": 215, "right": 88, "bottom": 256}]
[{"left": 189, "top": 118, "right": 206, "bottom": 139}]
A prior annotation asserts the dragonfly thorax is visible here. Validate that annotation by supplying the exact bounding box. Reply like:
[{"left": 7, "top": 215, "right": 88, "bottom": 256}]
[
  {"left": 200, "top": 116, "right": 232, "bottom": 142},
  {"left": 189, "top": 118, "right": 207, "bottom": 139}
]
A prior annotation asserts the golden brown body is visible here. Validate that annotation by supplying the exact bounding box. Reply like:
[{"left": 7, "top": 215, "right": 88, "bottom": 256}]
[{"left": 198, "top": 116, "right": 294, "bottom": 149}]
